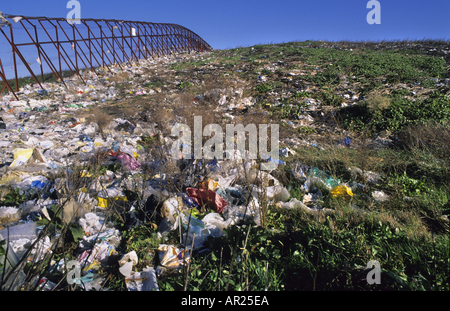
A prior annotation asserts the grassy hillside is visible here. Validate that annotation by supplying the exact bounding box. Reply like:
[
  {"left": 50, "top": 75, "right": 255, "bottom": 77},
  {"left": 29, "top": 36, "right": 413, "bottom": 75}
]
[{"left": 1, "top": 39, "right": 449, "bottom": 291}]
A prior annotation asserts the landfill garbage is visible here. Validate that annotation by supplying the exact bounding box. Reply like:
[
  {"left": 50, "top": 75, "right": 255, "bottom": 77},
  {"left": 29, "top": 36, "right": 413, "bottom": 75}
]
[
  {"left": 199, "top": 178, "right": 219, "bottom": 191},
  {"left": 344, "top": 137, "right": 352, "bottom": 146},
  {"left": 0, "top": 118, "right": 5, "bottom": 129},
  {"left": 178, "top": 212, "right": 210, "bottom": 250},
  {"left": 10, "top": 148, "right": 34, "bottom": 167},
  {"left": 116, "top": 153, "right": 141, "bottom": 171},
  {"left": 157, "top": 244, "right": 190, "bottom": 268},
  {"left": 276, "top": 198, "right": 310, "bottom": 210},
  {"left": 302, "top": 190, "right": 322, "bottom": 205},
  {"left": 305, "top": 167, "right": 340, "bottom": 190},
  {"left": 10, "top": 148, "right": 47, "bottom": 168},
  {"left": 279, "top": 147, "right": 296, "bottom": 157},
  {"left": 125, "top": 266, "right": 159, "bottom": 291},
  {"left": 372, "top": 190, "right": 390, "bottom": 203},
  {"left": 0, "top": 232, "right": 26, "bottom": 291},
  {"left": 0, "top": 206, "right": 21, "bottom": 224},
  {"left": 201, "top": 212, "right": 232, "bottom": 238},
  {"left": 0, "top": 44, "right": 417, "bottom": 291},
  {"left": 0, "top": 221, "right": 51, "bottom": 265},
  {"left": 349, "top": 167, "right": 382, "bottom": 185}
]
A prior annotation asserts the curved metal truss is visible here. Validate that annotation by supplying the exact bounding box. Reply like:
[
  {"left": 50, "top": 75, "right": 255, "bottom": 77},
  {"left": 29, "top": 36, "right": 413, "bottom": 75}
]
[{"left": 0, "top": 13, "right": 212, "bottom": 99}]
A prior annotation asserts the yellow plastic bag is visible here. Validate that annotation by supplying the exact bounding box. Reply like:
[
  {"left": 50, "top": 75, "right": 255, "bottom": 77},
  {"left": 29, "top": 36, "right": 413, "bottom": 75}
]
[
  {"left": 83, "top": 260, "right": 102, "bottom": 273},
  {"left": 80, "top": 170, "right": 93, "bottom": 177},
  {"left": 10, "top": 148, "right": 34, "bottom": 167},
  {"left": 98, "top": 196, "right": 128, "bottom": 208},
  {"left": 330, "top": 186, "right": 353, "bottom": 199}
]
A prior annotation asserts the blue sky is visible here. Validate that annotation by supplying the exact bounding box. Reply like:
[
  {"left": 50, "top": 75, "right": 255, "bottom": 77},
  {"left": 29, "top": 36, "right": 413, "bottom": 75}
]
[
  {"left": 1, "top": 0, "right": 449, "bottom": 50},
  {"left": 1, "top": 0, "right": 449, "bottom": 79}
]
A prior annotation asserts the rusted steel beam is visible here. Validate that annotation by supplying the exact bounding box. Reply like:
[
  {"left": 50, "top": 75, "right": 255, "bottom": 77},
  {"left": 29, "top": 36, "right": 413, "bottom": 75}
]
[
  {"left": 0, "top": 58, "right": 19, "bottom": 100},
  {"left": 0, "top": 13, "right": 211, "bottom": 97}
]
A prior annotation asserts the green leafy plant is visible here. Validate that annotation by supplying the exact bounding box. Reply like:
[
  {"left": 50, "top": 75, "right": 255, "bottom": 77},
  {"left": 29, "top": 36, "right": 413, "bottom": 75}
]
[
  {"left": 0, "top": 187, "right": 27, "bottom": 207},
  {"left": 387, "top": 172, "right": 430, "bottom": 197},
  {"left": 178, "top": 81, "right": 193, "bottom": 89},
  {"left": 313, "top": 91, "right": 344, "bottom": 106},
  {"left": 120, "top": 225, "right": 160, "bottom": 270},
  {"left": 298, "top": 126, "right": 316, "bottom": 134},
  {"left": 255, "top": 83, "right": 273, "bottom": 94},
  {"left": 0, "top": 240, "right": 6, "bottom": 270}
]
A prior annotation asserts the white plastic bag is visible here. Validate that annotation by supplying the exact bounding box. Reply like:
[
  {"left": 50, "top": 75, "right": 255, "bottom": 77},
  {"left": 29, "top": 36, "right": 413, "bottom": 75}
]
[
  {"left": 202, "top": 213, "right": 232, "bottom": 238},
  {"left": 119, "top": 251, "right": 138, "bottom": 277}
]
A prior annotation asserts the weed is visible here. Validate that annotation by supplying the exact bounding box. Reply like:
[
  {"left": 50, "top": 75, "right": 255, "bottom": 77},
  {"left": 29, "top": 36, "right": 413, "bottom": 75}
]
[
  {"left": 0, "top": 187, "right": 27, "bottom": 207},
  {"left": 313, "top": 91, "right": 344, "bottom": 107},
  {"left": 255, "top": 83, "right": 273, "bottom": 94}
]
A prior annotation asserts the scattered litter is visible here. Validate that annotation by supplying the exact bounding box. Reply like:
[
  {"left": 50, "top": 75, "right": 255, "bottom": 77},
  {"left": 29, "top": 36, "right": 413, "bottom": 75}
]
[
  {"left": 372, "top": 191, "right": 390, "bottom": 203},
  {"left": 0, "top": 44, "right": 408, "bottom": 291}
]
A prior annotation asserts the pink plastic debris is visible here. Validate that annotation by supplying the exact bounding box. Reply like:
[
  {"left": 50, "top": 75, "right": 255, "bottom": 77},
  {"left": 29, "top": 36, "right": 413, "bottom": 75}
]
[{"left": 117, "top": 153, "right": 141, "bottom": 171}]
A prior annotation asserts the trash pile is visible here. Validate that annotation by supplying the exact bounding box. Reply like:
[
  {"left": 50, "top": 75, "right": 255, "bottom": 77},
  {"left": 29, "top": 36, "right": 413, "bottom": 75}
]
[
  {"left": 0, "top": 132, "right": 384, "bottom": 291},
  {"left": 0, "top": 46, "right": 396, "bottom": 291}
]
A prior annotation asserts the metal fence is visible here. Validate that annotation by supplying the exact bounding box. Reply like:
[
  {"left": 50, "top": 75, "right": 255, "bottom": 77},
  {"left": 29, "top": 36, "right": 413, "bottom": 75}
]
[{"left": 0, "top": 12, "right": 212, "bottom": 100}]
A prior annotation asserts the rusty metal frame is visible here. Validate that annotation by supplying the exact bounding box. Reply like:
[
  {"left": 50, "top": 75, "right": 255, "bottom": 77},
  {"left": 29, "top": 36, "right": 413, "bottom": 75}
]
[{"left": 0, "top": 13, "right": 212, "bottom": 99}]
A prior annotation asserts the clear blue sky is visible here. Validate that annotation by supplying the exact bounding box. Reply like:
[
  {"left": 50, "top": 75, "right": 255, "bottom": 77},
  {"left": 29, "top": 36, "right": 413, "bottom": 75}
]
[{"left": 1, "top": 0, "right": 449, "bottom": 50}]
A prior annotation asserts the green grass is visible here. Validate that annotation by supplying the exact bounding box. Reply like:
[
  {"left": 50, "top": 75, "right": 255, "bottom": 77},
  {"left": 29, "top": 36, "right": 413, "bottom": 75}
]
[{"left": 337, "top": 92, "right": 450, "bottom": 134}]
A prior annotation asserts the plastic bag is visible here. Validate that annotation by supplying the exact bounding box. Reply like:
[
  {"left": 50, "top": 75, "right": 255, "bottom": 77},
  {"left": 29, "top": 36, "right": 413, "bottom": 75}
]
[
  {"left": 117, "top": 153, "right": 141, "bottom": 171},
  {"left": 217, "top": 174, "right": 237, "bottom": 190},
  {"left": 10, "top": 148, "right": 34, "bottom": 167},
  {"left": 119, "top": 251, "right": 138, "bottom": 277},
  {"left": 222, "top": 200, "right": 259, "bottom": 226},
  {"left": 157, "top": 244, "right": 190, "bottom": 267},
  {"left": 372, "top": 190, "right": 389, "bottom": 203},
  {"left": 276, "top": 198, "right": 309, "bottom": 210},
  {"left": 309, "top": 167, "right": 340, "bottom": 189},
  {"left": 279, "top": 147, "right": 296, "bottom": 157},
  {"left": 202, "top": 213, "right": 232, "bottom": 238},
  {"left": 79, "top": 212, "right": 104, "bottom": 237},
  {"left": 242, "top": 169, "right": 280, "bottom": 187},
  {"left": 330, "top": 185, "right": 353, "bottom": 199},
  {"left": 186, "top": 188, "right": 228, "bottom": 213},
  {"left": 125, "top": 266, "right": 159, "bottom": 291}
]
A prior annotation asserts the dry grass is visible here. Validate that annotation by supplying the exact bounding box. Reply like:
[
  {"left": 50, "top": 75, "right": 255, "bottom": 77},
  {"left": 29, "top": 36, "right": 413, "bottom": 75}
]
[
  {"left": 398, "top": 121, "right": 450, "bottom": 161},
  {"left": 107, "top": 72, "right": 131, "bottom": 84},
  {"left": 364, "top": 94, "right": 391, "bottom": 112}
]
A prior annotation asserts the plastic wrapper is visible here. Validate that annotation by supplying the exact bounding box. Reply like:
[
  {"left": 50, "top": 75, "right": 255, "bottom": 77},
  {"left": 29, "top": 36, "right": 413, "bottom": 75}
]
[
  {"left": 252, "top": 185, "right": 290, "bottom": 202},
  {"left": 157, "top": 244, "right": 190, "bottom": 267},
  {"left": 308, "top": 167, "right": 340, "bottom": 189},
  {"left": 372, "top": 190, "right": 389, "bottom": 203},
  {"left": 117, "top": 153, "right": 141, "bottom": 171},
  {"left": 222, "top": 198, "right": 260, "bottom": 226}
]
